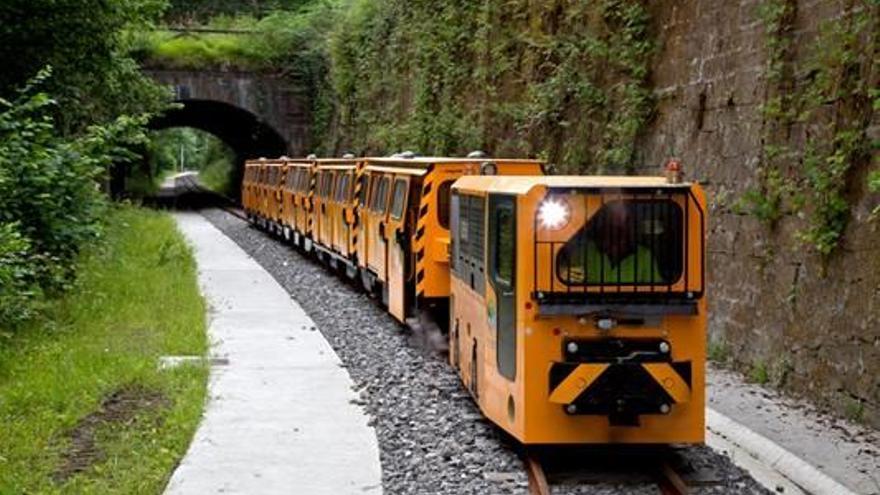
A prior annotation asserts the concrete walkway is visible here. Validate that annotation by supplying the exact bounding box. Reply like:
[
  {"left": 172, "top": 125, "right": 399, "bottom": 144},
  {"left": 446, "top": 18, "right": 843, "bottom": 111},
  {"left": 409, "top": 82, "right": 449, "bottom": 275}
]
[
  {"left": 707, "top": 365, "right": 879, "bottom": 494},
  {"left": 165, "top": 212, "right": 382, "bottom": 495}
]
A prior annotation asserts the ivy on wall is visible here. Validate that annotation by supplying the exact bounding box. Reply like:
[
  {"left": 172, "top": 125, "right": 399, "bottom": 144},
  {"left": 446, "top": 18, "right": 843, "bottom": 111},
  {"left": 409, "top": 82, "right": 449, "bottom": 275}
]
[
  {"left": 748, "top": 0, "right": 878, "bottom": 257},
  {"left": 324, "top": 0, "right": 654, "bottom": 173}
]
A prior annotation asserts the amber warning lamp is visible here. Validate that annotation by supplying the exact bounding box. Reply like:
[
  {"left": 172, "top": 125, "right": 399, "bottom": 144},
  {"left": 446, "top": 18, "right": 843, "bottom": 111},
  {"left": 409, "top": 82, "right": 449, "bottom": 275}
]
[{"left": 665, "top": 158, "right": 683, "bottom": 184}]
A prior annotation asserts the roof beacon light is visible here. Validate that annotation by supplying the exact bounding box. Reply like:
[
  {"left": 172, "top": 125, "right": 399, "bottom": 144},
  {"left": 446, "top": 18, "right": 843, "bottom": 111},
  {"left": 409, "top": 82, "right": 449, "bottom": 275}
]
[
  {"left": 665, "top": 158, "right": 682, "bottom": 184},
  {"left": 480, "top": 161, "right": 497, "bottom": 175},
  {"left": 538, "top": 197, "right": 570, "bottom": 230}
]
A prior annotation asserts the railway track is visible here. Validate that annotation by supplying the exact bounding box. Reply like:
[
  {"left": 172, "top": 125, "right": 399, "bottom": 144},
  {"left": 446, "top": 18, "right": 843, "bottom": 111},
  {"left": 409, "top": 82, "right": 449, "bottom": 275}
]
[
  {"left": 524, "top": 446, "right": 700, "bottom": 495},
  {"left": 163, "top": 172, "right": 248, "bottom": 220}
]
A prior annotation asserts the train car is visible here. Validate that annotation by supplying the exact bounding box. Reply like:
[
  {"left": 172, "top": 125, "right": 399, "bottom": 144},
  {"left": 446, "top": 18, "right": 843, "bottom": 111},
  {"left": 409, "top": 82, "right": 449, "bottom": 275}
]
[
  {"left": 353, "top": 156, "right": 543, "bottom": 324},
  {"left": 263, "top": 159, "right": 288, "bottom": 235},
  {"left": 310, "top": 158, "right": 359, "bottom": 266},
  {"left": 242, "top": 161, "right": 260, "bottom": 219},
  {"left": 279, "top": 159, "right": 314, "bottom": 245},
  {"left": 244, "top": 158, "right": 286, "bottom": 229},
  {"left": 448, "top": 175, "right": 706, "bottom": 444}
]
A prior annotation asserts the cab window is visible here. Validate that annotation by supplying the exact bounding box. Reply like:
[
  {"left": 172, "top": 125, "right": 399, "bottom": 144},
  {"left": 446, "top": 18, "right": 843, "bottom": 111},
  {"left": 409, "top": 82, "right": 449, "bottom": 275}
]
[
  {"left": 326, "top": 173, "right": 335, "bottom": 200},
  {"left": 390, "top": 179, "right": 407, "bottom": 220},
  {"left": 357, "top": 176, "right": 368, "bottom": 207},
  {"left": 298, "top": 169, "right": 310, "bottom": 192},
  {"left": 556, "top": 199, "right": 683, "bottom": 285},
  {"left": 371, "top": 176, "right": 390, "bottom": 212},
  {"left": 338, "top": 174, "right": 351, "bottom": 202},
  {"left": 335, "top": 174, "right": 347, "bottom": 202},
  {"left": 494, "top": 205, "right": 515, "bottom": 285},
  {"left": 437, "top": 181, "right": 453, "bottom": 229}
]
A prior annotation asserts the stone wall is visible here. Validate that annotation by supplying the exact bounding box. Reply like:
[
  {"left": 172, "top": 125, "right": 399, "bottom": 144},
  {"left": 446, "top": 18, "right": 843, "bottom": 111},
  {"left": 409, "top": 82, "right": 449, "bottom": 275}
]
[
  {"left": 145, "top": 69, "right": 312, "bottom": 156},
  {"left": 638, "top": 0, "right": 879, "bottom": 425}
]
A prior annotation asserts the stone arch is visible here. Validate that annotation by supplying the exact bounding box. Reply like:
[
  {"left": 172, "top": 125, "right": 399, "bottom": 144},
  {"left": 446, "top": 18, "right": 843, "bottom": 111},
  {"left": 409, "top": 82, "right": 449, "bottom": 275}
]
[{"left": 147, "top": 99, "right": 289, "bottom": 198}]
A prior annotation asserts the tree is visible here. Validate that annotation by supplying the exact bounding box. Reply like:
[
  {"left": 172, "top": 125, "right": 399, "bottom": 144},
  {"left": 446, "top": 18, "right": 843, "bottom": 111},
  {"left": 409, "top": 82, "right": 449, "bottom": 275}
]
[{"left": 0, "top": 0, "right": 169, "bottom": 132}]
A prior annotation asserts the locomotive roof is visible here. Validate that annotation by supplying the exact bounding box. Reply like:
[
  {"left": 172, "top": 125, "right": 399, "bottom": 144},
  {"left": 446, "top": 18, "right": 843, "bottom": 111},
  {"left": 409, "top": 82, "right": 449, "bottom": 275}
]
[{"left": 452, "top": 175, "right": 693, "bottom": 194}]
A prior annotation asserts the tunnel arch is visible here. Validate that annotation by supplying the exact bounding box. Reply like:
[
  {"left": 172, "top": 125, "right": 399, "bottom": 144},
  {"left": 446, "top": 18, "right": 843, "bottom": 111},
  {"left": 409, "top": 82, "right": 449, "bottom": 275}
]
[
  {"left": 150, "top": 99, "right": 288, "bottom": 158},
  {"left": 146, "top": 99, "right": 289, "bottom": 199}
]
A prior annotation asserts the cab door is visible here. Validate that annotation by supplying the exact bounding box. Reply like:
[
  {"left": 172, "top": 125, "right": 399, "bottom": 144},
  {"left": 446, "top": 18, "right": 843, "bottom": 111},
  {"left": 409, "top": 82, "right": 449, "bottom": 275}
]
[
  {"left": 386, "top": 176, "right": 410, "bottom": 321},
  {"left": 333, "top": 172, "right": 352, "bottom": 255},
  {"left": 293, "top": 168, "right": 307, "bottom": 239},
  {"left": 321, "top": 172, "right": 336, "bottom": 248},
  {"left": 487, "top": 194, "right": 517, "bottom": 381},
  {"left": 355, "top": 173, "right": 371, "bottom": 268},
  {"left": 367, "top": 175, "right": 390, "bottom": 274}
]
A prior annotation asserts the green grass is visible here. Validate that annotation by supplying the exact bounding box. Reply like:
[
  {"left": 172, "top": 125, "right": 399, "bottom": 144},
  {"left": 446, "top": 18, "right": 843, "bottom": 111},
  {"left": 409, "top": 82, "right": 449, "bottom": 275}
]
[
  {"left": 133, "top": 14, "right": 273, "bottom": 70},
  {"left": 0, "top": 206, "right": 208, "bottom": 493}
]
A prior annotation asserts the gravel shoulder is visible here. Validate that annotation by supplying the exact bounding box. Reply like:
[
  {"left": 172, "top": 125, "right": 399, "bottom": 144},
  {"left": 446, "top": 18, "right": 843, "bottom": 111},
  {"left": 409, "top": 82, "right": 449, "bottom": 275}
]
[{"left": 200, "top": 207, "right": 771, "bottom": 495}]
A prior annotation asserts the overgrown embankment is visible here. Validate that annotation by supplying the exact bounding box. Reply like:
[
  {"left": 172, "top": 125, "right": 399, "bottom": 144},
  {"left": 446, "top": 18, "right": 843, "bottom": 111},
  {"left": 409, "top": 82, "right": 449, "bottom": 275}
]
[{"left": 0, "top": 206, "right": 208, "bottom": 493}]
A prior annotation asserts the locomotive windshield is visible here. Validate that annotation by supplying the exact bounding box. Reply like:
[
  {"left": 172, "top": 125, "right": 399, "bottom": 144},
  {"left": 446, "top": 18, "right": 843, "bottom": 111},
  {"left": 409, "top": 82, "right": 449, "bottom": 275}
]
[{"left": 556, "top": 199, "right": 683, "bottom": 286}]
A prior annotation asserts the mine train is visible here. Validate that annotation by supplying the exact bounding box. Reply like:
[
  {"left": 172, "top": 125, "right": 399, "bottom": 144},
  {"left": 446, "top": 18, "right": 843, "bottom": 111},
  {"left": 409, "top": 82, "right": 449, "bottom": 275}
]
[{"left": 242, "top": 153, "right": 707, "bottom": 445}]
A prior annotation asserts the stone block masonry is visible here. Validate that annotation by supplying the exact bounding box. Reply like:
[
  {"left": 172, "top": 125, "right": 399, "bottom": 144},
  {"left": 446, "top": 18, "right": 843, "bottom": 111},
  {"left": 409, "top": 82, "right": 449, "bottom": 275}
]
[{"left": 639, "top": 0, "right": 879, "bottom": 426}]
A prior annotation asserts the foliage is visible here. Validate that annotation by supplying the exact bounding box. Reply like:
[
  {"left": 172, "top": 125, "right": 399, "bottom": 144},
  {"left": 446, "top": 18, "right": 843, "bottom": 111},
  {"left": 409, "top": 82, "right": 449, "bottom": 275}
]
[
  {"left": 144, "top": 128, "right": 236, "bottom": 196},
  {"left": 749, "top": 360, "right": 770, "bottom": 385},
  {"left": 744, "top": 0, "right": 798, "bottom": 227},
  {"left": 0, "top": 224, "right": 35, "bottom": 330},
  {"left": 870, "top": 169, "right": 880, "bottom": 219},
  {"left": 325, "top": 0, "right": 655, "bottom": 170},
  {"left": 844, "top": 397, "right": 866, "bottom": 422},
  {"left": 0, "top": 0, "right": 169, "bottom": 133},
  {"left": 0, "top": 71, "right": 152, "bottom": 332},
  {"left": 707, "top": 338, "right": 729, "bottom": 363},
  {"left": 751, "top": 1, "right": 878, "bottom": 256},
  {"left": 0, "top": 206, "right": 208, "bottom": 492},
  {"left": 736, "top": 162, "right": 789, "bottom": 227},
  {"left": 793, "top": 4, "right": 877, "bottom": 256},
  {"left": 164, "top": 0, "right": 316, "bottom": 22},
  {"left": 137, "top": 5, "right": 337, "bottom": 71}
]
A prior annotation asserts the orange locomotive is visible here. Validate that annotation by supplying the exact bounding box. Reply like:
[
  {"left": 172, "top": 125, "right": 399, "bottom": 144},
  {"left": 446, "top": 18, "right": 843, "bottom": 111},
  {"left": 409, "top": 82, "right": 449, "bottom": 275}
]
[{"left": 243, "top": 156, "right": 707, "bottom": 445}]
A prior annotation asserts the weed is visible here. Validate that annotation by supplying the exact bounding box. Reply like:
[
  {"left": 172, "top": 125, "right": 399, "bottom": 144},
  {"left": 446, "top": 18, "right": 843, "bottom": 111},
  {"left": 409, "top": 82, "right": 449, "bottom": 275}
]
[
  {"left": 844, "top": 397, "right": 865, "bottom": 423},
  {"left": 749, "top": 360, "right": 770, "bottom": 384},
  {"left": 707, "top": 338, "right": 729, "bottom": 363}
]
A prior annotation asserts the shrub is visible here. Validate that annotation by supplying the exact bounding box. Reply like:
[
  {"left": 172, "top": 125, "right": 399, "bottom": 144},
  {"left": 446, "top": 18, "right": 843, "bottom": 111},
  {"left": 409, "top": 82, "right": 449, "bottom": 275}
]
[{"left": 0, "top": 69, "right": 152, "bottom": 332}]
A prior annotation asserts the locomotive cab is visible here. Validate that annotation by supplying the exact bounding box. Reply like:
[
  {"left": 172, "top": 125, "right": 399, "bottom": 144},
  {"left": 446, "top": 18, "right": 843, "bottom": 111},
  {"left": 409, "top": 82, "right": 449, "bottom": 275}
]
[{"left": 449, "top": 175, "right": 706, "bottom": 444}]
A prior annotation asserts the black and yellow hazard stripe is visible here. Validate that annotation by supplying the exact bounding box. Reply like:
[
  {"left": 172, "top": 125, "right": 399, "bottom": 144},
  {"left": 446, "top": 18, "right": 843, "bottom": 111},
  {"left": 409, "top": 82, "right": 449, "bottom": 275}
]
[
  {"left": 548, "top": 362, "right": 691, "bottom": 406},
  {"left": 306, "top": 168, "right": 317, "bottom": 234},
  {"left": 413, "top": 165, "right": 435, "bottom": 299},
  {"left": 350, "top": 168, "right": 364, "bottom": 255}
]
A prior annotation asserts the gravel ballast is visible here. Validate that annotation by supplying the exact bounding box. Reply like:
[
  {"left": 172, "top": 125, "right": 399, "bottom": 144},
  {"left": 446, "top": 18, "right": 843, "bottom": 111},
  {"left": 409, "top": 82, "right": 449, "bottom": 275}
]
[{"left": 200, "top": 207, "right": 770, "bottom": 495}]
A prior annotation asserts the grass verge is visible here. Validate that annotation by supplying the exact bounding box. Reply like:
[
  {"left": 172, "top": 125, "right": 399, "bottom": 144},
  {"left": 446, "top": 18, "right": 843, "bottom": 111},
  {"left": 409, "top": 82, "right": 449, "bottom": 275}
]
[{"left": 0, "top": 206, "right": 208, "bottom": 493}]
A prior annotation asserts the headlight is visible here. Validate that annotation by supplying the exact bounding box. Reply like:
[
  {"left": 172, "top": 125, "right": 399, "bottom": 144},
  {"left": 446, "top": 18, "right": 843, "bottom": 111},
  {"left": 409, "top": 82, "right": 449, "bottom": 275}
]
[{"left": 538, "top": 197, "right": 570, "bottom": 230}]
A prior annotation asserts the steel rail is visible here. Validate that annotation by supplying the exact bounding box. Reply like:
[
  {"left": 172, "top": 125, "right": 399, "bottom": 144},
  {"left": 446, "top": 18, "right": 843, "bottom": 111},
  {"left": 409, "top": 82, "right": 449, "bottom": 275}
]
[{"left": 525, "top": 452, "right": 550, "bottom": 495}]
